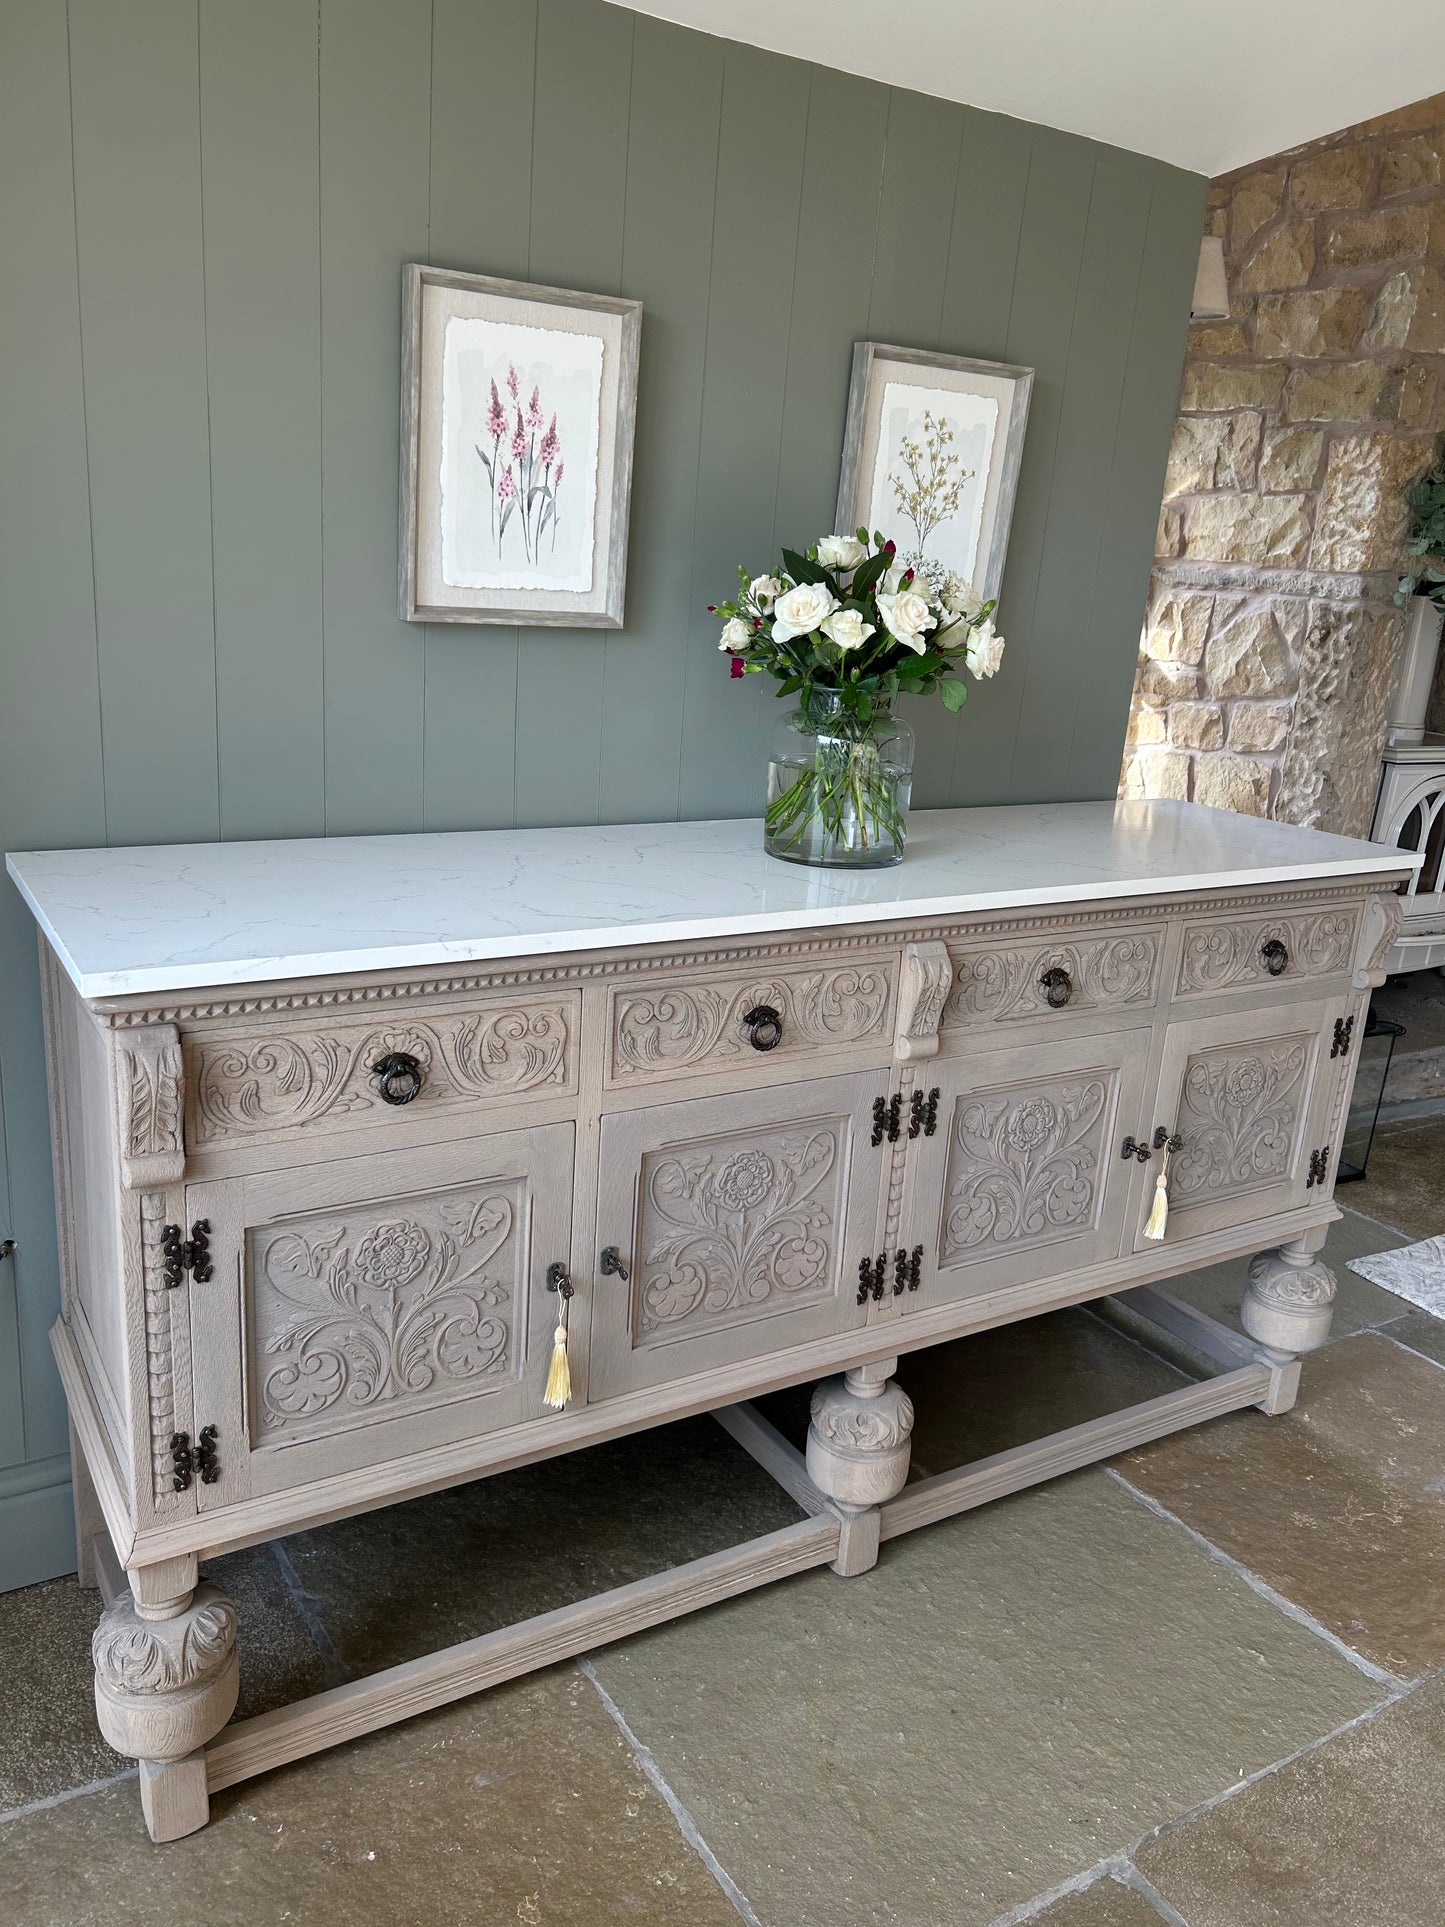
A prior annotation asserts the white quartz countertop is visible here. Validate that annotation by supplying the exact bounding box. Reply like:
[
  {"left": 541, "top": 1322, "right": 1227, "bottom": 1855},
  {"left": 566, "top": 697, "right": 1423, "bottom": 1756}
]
[{"left": 7, "top": 801, "right": 1414, "bottom": 1002}]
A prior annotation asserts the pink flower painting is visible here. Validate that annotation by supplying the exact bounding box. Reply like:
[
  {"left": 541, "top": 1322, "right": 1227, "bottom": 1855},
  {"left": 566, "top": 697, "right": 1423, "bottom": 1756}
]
[{"left": 475, "top": 367, "right": 569, "bottom": 566}]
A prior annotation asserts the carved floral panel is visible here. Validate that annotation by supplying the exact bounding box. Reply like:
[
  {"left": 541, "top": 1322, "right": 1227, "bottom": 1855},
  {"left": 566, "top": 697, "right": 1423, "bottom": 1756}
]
[
  {"left": 609, "top": 965, "right": 893, "bottom": 1081},
  {"left": 941, "top": 1073, "right": 1113, "bottom": 1266},
  {"left": 1175, "top": 910, "right": 1357, "bottom": 995},
  {"left": 247, "top": 1178, "right": 524, "bottom": 1441},
  {"left": 633, "top": 1120, "right": 847, "bottom": 1344},
  {"left": 1170, "top": 1040, "right": 1308, "bottom": 1201},
  {"left": 943, "top": 933, "right": 1159, "bottom": 1029},
  {"left": 190, "top": 998, "right": 576, "bottom": 1144}
]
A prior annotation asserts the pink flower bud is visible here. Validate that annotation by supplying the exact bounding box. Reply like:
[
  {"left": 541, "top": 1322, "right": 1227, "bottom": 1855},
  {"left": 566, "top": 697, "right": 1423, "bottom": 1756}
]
[
  {"left": 729, "top": 656, "right": 745, "bottom": 679},
  {"left": 498, "top": 465, "right": 514, "bottom": 502},
  {"left": 506, "top": 363, "right": 519, "bottom": 399},
  {"left": 511, "top": 408, "right": 527, "bottom": 462},
  {"left": 527, "top": 385, "right": 545, "bottom": 431},
  {"left": 554, "top": 461, "right": 564, "bottom": 488},
  {"left": 486, "top": 379, "right": 507, "bottom": 441},
  {"left": 539, "top": 413, "right": 559, "bottom": 468}
]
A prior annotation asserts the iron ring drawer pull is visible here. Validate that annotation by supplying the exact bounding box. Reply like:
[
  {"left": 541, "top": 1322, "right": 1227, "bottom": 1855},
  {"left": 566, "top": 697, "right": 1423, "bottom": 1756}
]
[
  {"left": 373, "top": 1050, "right": 424, "bottom": 1105},
  {"left": 743, "top": 1004, "right": 783, "bottom": 1051},
  {"left": 1039, "top": 966, "right": 1073, "bottom": 1008},
  {"left": 1259, "top": 938, "right": 1289, "bottom": 976}
]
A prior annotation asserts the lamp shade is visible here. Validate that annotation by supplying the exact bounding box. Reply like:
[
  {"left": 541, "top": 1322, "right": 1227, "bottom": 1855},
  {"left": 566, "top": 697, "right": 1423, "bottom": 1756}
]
[{"left": 1191, "top": 235, "right": 1229, "bottom": 319}]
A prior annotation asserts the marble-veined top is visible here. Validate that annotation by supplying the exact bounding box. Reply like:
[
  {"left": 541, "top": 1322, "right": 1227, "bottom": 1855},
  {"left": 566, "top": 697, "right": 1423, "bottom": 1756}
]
[{"left": 7, "top": 801, "right": 1414, "bottom": 1001}]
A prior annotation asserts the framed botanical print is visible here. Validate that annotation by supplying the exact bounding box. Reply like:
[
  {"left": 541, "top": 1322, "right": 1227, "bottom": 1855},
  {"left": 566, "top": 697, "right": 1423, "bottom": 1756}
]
[
  {"left": 400, "top": 263, "right": 642, "bottom": 626},
  {"left": 834, "top": 343, "right": 1033, "bottom": 606}
]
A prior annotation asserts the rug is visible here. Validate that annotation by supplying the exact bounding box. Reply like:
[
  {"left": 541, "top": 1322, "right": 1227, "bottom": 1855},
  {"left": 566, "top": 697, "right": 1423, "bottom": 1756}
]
[{"left": 1347, "top": 1235, "right": 1445, "bottom": 1318}]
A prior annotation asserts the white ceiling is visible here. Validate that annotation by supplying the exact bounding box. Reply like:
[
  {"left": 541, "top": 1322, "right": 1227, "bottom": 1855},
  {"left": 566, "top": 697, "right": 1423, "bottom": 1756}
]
[{"left": 606, "top": 0, "right": 1445, "bottom": 177}]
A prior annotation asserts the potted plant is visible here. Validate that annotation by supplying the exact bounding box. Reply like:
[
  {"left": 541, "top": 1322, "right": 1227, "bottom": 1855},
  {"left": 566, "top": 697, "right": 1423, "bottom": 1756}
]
[{"left": 712, "top": 531, "right": 1004, "bottom": 868}]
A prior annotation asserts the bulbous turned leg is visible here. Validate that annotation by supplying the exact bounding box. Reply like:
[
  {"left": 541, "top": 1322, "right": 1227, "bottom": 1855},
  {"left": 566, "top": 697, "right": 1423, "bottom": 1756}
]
[
  {"left": 806, "top": 1360, "right": 914, "bottom": 1576},
  {"left": 92, "top": 1580, "right": 238, "bottom": 1842},
  {"left": 1242, "top": 1241, "right": 1338, "bottom": 1356}
]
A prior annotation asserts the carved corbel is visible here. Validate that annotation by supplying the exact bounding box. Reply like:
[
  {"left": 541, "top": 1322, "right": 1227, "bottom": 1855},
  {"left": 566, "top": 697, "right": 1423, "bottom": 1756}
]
[
  {"left": 115, "top": 1024, "right": 185, "bottom": 1190},
  {"left": 1353, "top": 891, "right": 1403, "bottom": 990},
  {"left": 894, "top": 941, "right": 952, "bottom": 1061}
]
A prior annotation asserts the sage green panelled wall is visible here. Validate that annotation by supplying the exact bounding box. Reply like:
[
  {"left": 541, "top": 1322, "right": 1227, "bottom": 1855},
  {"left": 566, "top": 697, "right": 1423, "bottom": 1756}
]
[{"left": 0, "top": 0, "right": 1205, "bottom": 1589}]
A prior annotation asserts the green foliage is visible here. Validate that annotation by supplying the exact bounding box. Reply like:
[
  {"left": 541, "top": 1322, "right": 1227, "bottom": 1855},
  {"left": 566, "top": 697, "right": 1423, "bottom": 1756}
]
[{"left": 1398, "top": 451, "right": 1445, "bottom": 611}]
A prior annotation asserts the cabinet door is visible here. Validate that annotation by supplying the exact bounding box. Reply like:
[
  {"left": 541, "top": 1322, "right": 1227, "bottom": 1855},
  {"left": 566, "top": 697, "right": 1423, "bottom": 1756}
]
[
  {"left": 186, "top": 1124, "right": 573, "bottom": 1508},
  {"left": 589, "top": 1070, "right": 888, "bottom": 1401},
  {"left": 899, "top": 1028, "right": 1153, "bottom": 1313},
  {"left": 1134, "top": 997, "right": 1344, "bottom": 1252}
]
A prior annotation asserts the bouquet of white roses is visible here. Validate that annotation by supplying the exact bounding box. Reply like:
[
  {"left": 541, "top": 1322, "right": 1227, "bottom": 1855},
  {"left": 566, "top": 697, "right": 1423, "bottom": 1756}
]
[{"left": 711, "top": 530, "right": 1004, "bottom": 857}]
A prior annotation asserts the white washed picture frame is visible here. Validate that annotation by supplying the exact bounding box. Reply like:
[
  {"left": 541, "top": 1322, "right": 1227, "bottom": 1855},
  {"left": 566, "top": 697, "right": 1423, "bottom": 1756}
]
[
  {"left": 400, "top": 263, "right": 642, "bottom": 627},
  {"left": 835, "top": 343, "right": 1033, "bottom": 608}
]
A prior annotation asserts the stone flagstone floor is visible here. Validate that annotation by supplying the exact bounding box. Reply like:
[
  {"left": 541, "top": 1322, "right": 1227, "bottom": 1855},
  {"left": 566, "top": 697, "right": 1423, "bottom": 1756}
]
[{"left": 2, "top": 1122, "right": 1444, "bottom": 1927}]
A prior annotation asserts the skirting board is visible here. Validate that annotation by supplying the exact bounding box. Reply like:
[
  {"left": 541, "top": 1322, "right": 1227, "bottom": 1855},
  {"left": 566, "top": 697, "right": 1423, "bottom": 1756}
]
[{"left": 0, "top": 1460, "right": 76, "bottom": 1592}]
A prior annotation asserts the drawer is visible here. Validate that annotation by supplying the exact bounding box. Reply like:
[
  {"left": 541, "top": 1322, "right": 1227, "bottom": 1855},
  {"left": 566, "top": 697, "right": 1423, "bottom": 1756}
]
[
  {"left": 1172, "top": 903, "right": 1360, "bottom": 1000},
  {"left": 941, "top": 924, "right": 1164, "bottom": 1035},
  {"left": 604, "top": 954, "right": 897, "bottom": 1089},
  {"left": 185, "top": 990, "right": 580, "bottom": 1152}
]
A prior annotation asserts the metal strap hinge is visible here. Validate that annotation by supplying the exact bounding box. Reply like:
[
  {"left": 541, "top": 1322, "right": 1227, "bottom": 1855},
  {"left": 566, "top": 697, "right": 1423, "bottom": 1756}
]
[
  {"left": 161, "top": 1220, "right": 213, "bottom": 1288},
  {"left": 169, "top": 1424, "right": 219, "bottom": 1491},
  {"left": 1330, "top": 1016, "right": 1355, "bottom": 1059},
  {"left": 1306, "top": 1145, "right": 1331, "bottom": 1188}
]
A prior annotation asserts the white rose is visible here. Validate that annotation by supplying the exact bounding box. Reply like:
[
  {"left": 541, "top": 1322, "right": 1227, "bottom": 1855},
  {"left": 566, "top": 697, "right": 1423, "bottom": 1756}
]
[
  {"left": 965, "top": 618, "right": 1005, "bottom": 678},
  {"left": 771, "top": 580, "right": 839, "bottom": 643},
  {"left": 821, "top": 608, "right": 875, "bottom": 652},
  {"left": 718, "top": 617, "right": 752, "bottom": 651},
  {"left": 749, "top": 574, "right": 783, "bottom": 611},
  {"left": 881, "top": 562, "right": 908, "bottom": 594},
  {"left": 943, "top": 574, "right": 984, "bottom": 620},
  {"left": 876, "top": 590, "right": 936, "bottom": 655},
  {"left": 817, "top": 534, "right": 867, "bottom": 571}
]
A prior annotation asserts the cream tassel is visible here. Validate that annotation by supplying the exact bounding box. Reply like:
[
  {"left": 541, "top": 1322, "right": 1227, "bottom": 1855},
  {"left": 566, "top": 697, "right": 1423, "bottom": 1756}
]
[
  {"left": 543, "top": 1299, "right": 572, "bottom": 1410},
  {"left": 1142, "top": 1143, "right": 1173, "bottom": 1242}
]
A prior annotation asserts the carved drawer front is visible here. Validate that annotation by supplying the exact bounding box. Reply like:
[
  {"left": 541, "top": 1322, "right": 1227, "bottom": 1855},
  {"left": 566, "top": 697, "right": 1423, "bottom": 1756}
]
[
  {"left": 589, "top": 1068, "right": 888, "bottom": 1400},
  {"left": 1172, "top": 904, "right": 1360, "bottom": 1000},
  {"left": 941, "top": 925, "right": 1163, "bottom": 1035},
  {"left": 183, "top": 1124, "right": 573, "bottom": 1505},
  {"left": 1132, "top": 996, "right": 1346, "bottom": 1252},
  {"left": 898, "top": 1027, "right": 1153, "bottom": 1313},
  {"left": 604, "top": 956, "right": 897, "bottom": 1089},
  {"left": 185, "top": 991, "right": 580, "bottom": 1151}
]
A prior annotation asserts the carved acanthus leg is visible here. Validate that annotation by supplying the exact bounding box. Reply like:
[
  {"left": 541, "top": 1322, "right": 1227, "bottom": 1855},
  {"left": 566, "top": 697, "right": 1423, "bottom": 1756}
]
[
  {"left": 806, "top": 1359, "right": 914, "bottom": 1577},
  {"left": 1241, "top": 1235, "right": 1337, "bottom": 1402},
  {"left": 92, "top": 1574, "right": 238, "bottom": 1842}
]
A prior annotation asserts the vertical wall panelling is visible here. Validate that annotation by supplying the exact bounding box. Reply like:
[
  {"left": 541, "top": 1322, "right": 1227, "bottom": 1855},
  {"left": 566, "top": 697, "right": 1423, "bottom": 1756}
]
[
  {"left": 0, "top": 0, "right": 110, "bottom": 1577},
  {"left": 511, "top": 0, "right": 634, "bottom": 829},
  {"left": 422, "top": 0, "right": 538, "bottom": 833},
  {"left": 678, "top": 43, "right": 810, "bottom": 822},
  {"left": 598, "top": 17, "right": 724, "bottom": 824},
  {"left": 201, "top": 0, "right": 326, "bottom": 843},
  {"left": 953, "top": 128, "right": 1096, "bottom": 808},
  {"left": 860, "top": 89, "right": 971, "bottom": 812},
  {"left": 67, "top": 0, "right": 220, "bottom": 850},
  {"left": 1009, "top": 155, "right": 1154, "bottom": 800},
  {"left": 0, "top": 1, "right": 1203, "bottom": 1590},
  {"left": 319, "top": 0, "right": 432, "bottom": 836},
  {"left": 1066, "top": 168, "right": 1205, "bottom": 796}
]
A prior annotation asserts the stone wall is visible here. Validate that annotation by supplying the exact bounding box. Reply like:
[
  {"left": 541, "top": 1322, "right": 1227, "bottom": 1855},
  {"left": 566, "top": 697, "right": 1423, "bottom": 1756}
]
[{"left": 1120, "top": 93, "right": 1445, "bottom": 836}]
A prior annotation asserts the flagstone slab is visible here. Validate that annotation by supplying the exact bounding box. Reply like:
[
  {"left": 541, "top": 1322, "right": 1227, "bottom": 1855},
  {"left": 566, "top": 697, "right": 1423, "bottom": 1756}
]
[
  {"left": 588, "top": 1471, "right": 1382, "bottom": 1927},
  {"left": 1117, "top": 1333, "right": 1445, "bottom": 1678},
  {"left": 1028, "top": 1875, "right": 1173, "bottom": 1926},
  {"left": 1347, "top": 1116, "right": 1445, "bottom": 1243},
  {"left": 1138, "top": 1677, "right": 1445, "bottom": 1927},
  {"left": 282, "top": 1415, "right": 803, "bottom": 1676},
  {"left": 0, "top": 1670, "right": 739, "bottom": 1927},
  {"left": 1379, "top": 1308, "right": 1445, "bottom": 1369}
]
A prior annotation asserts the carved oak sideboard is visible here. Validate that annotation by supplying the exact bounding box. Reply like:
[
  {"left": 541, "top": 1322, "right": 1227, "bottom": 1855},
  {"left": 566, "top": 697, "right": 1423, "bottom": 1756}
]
[{"left": 6, "top": 801, "right": 1412, "bottom": 1842}]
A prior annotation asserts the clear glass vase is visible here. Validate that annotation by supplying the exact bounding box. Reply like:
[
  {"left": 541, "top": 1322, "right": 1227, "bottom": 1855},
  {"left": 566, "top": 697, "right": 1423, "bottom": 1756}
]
[{"left": 764, "top": 691, "right": 915, "bottom": 868}]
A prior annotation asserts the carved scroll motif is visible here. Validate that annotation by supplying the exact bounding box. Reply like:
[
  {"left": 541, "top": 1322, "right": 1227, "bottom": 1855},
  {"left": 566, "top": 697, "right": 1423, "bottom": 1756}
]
[
  {"left": 116, "top": 1025, "right": 185, "bottom": 1190},
  {"left": 1175, "top": 911, "right": 1357, "bottom": 995},
  {"left": 1355, "top": 892, "right": 1403, "bottom": 989},
  {"left": 250, "top": 1180, "right": 522, "bottom": 1437},
  {"left": 942, "top": 1077, "right": 1110, "bottom": 1263},
  {"left": 191, "top": 1001, "right": 573, "bottom": 1144},
  {"left": 635, "top": 1125, "right": 845, "bottom": 1340},
  {"left": 610, "top": 967, "right": 892, "bottom": 1080},
  {"left": 1170, "top": 1043, "right": 1307, "bottom": 1200},
  {"left": 944, "top": 934, "right": 1159, "bottom": 1029}
]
